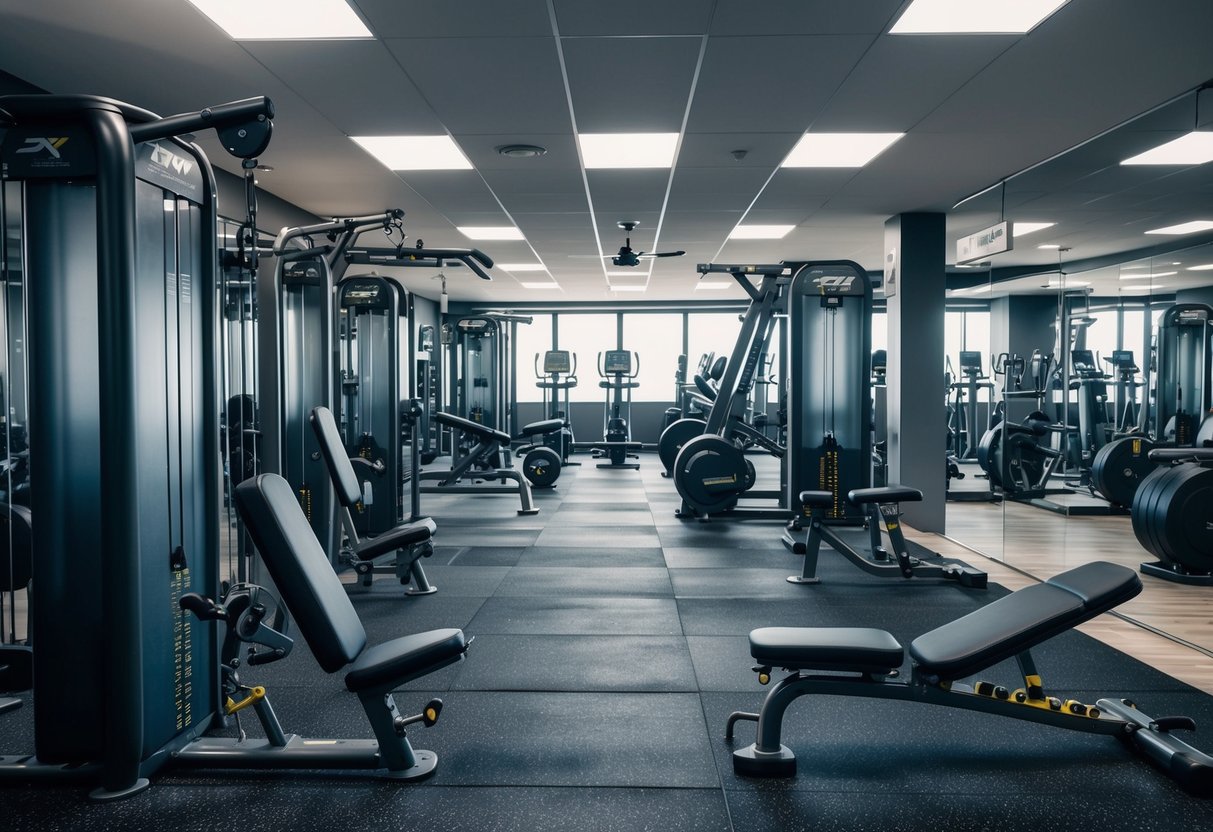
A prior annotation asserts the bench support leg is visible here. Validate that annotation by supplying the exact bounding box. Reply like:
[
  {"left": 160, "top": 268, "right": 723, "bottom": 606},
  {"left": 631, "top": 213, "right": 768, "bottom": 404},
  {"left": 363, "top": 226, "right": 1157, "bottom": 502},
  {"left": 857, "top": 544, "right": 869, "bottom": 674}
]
[
  {"left": 358, "top": 690, "right": 438, "bottom": 782},
  {"left": 731, "top": 673, "right": 804, "bottom": 776},
  {"left": 787, "top": 520, "right": 823, "bottom": 585}
]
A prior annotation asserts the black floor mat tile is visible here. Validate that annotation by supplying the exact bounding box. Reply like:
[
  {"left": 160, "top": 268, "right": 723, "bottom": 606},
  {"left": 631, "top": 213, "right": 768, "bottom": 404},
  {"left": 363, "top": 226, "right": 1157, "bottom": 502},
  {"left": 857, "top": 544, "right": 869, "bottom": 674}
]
[{"left": 467, "top": 596, "right": 684, "bottom": 636}]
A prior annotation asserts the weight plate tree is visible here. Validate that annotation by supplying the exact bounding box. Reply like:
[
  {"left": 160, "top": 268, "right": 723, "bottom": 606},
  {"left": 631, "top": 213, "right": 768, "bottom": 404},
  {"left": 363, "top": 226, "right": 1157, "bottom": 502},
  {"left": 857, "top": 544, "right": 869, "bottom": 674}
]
[{"left": 786, "top": 261, "right": 873, "bottom": 526}]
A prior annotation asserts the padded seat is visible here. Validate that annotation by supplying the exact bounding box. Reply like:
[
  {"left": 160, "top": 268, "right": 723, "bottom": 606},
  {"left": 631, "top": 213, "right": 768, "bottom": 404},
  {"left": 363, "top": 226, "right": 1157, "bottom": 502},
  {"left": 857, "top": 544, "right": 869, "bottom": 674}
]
[
  {"left": 910, "top": 561, "right": 1141, "bottom": 681},
  {"left": 750, "top": 627, "right": 904, "bottom": 674},
  {"left": 518, "top": 418, "right": 563, "bottom": 438},
  {"left": 434, "top": 411, "right": 510, "bottom": 446},
  {"left": 344, "top": 628, "right": 467, "bottom": 692},
  {"left": 798, "top": 490, "right": 836, "bottom": 507},
  {"left": 847, "top": 486, "right": 923, "bottom": 505},
  {"left": 353, "top": 517, "right": 436, "bottom": 561}
]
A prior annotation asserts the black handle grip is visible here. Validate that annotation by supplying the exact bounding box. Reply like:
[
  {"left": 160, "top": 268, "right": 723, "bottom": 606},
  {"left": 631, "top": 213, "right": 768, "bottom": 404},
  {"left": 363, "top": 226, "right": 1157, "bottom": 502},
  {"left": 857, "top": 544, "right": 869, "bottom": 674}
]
[{"left": 180, "top": 592, "right": 226, "bottom": 622}]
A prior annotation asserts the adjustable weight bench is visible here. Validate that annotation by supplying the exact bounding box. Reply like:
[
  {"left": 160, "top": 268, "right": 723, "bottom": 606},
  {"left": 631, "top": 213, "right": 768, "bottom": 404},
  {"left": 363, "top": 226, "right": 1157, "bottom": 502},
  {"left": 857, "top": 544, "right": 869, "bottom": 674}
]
[
  {"left": 422, "top": 412, "right": 540, "bottom": 515},
  {"left": 176, "top": 473, "right": 470, "bottom": 780},
  {"left": 726, "top": 561, "right": 1213, "bottom": 795},
  {"left": 311, "top": 407, "right": 437, "bottom": 595},
  {"left": 784, "top": 485, "right": 987, "bottom": 588}
]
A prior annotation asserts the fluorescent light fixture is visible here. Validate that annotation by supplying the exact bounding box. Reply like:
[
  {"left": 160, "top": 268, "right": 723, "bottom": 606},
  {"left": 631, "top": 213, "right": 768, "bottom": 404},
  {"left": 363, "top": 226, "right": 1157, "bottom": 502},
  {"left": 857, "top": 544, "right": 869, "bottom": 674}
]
[
  {"left": 1013, "top": 222, "right": 1055, "bottom": 237},
  {"left": 350, "top": 136, "right": 471, "bottom": 171},
  {"left": 577, "top": 133, "right": 679, "bottom": 169},
  {"left": 457, "top": 226, "right": 525, "bottom": 241},
  {"left": 1121, "top": 132, "right": 1213, "bottom": 166},
  {"left": 605, "top": 270, "right": 644, "bottom": 277},
  {"left": 520, "top": 281, "right": 559, "bottom": 289},
  {"left": 1187, "top": 263, "right": 1213, "bottom": 271},
  {"left": 1145, "top": 220, "right": 1213, "bottom": 235},
  {"left": 186, "top": 0, "right": 372, "bottom": 39},
  {"left": 782, "top": 133, "right": 904, "bottom": 168},
  {"left": 1043, "top": 280, "right": 1089, "bottom": 289},
  {"left": 1037, "top": 244, "right": 1061, "bottom": 250},
  {"left": 696, "top": 281, "right": 732, "bottom": 291},
  {"left": 609, "top": 285, "right": 647, "bottom": 292},
  {"left": 729, "top": 224, "right": 795, "bottom": 240},
  {"left": 1118, "top": 273, "right": 1153, "bottom": 281},
  {"left": 890, "top": 0, "right": 1069, "bottom": 34},
  {"left": 1148, "top": 271, "right": 1177, "bottom": 278},
  {"left": 499, "top": 263, "right": 547, "bottom": 272}
]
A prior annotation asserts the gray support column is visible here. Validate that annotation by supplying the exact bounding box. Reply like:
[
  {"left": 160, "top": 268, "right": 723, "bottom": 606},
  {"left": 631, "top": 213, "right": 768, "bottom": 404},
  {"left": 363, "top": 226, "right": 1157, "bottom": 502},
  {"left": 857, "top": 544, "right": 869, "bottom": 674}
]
[{"left": 884, "top": 213, "right": 946, "bottom": 532}]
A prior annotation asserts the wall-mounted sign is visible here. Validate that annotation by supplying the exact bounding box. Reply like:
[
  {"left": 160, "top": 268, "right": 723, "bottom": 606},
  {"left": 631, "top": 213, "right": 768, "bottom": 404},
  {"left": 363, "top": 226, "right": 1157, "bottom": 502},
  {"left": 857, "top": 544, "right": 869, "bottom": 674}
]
[{"left": 956, "top": 221, "right": 1012, "bottom": 264}]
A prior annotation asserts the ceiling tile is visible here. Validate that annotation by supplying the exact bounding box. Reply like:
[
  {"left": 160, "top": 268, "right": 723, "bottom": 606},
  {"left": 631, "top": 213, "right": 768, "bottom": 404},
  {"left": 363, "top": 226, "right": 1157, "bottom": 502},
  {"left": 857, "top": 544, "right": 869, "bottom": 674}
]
[
  {"left": 355, "top": 0, "right": 553, "bottom": 38},
  {"left": 563, "top": 37, "right": 703, "bottom": 132},
  {"left": 384, "top": 37, "right": 572, "bottom": 134},
  {"left": 710, "top": 0, "right": 904, "bottom": 36},
  {"left": 554, "top": 0, "right": 714, "bottom": 35},
  {"left": 687, "top": 35, "right": 873, "bottom": 134}
]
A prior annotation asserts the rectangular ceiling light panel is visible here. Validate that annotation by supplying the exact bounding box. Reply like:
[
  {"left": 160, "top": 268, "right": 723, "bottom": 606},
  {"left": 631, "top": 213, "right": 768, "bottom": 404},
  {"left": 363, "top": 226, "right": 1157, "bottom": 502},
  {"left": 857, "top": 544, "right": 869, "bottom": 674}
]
[
  {"left": 1121, "top": 132, "right": 1213, "bottom": 166},
  {"left": 351, "top": 136, "right": 471, "bottom": 171},
  {"left": 782, "top": 133, "right": 904, "bottom": 168},
  {"left": 1012, "top": 222, "right": 1054, "bottom": 237},
  {"left": 890, "top": 0, "right": 1069, "bottom": 34},
  {"left": 520, "top": 281, "right": 559, "bottom": 289},
  {"left": 457, "top": 226, "right": 525, "bottom": 240},
  {"left": 187, "top": 0, "right": 372, "bottom": 39},
  {"left": 578, "top": 133, "right": 679, "bottom": 169},
  {"left": 1145, "top": 221, "right": 1213, "bottom": 235},
  {"left": 500, "top": 263, "right": 548, "bottom": 272},
  {"left": 729, "top": 225, "right": 795, "bottom": 240}
]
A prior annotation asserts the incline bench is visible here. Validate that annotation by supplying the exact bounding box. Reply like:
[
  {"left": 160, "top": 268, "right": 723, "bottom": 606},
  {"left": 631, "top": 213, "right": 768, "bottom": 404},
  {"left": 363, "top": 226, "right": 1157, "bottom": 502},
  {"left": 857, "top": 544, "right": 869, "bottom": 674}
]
[
  {"left": 726, "top": 561, "right": 1213, "bottom": 795},
  {"left": 175, "top": 473, "right": 470, "bottom": 780},
  {"left": 311, "top": 406, "right": 438, "bottom": 594}
]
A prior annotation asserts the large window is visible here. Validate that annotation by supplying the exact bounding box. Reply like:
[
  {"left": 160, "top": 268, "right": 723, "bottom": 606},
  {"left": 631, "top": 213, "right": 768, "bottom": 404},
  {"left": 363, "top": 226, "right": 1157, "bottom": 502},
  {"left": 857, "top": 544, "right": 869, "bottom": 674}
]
[
  {"left": 687, "top": 312, "right": 744, "bottom": 382},
  {"left": 1121, "top": 308, "right": 1146, "bottom": 372},
  {"left": 1083, "top": 309, "right": 1118, "bottom": 368},
  {"left": 513, "top": 314, "right": 552, "bottom": 403},
  {"left": 871, "top": 310, "right": 887, "bottom": 355},
  {"left": 622, "top": 312, "right": 683, "bottom": 402},
  {"left": 944, "top": 310, "right": 965, "bottom": 377},
  {"left": 557, "top": 313, "right": 619, "bottom": 403}
]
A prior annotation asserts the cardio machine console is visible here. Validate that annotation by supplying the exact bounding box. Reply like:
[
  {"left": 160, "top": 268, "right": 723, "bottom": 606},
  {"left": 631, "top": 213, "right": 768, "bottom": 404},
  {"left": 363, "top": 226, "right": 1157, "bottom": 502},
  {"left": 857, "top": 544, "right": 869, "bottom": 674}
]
[
  {"left": 543, "top": 350, "right": 572, "bottom": 374},
  {"left": 603, "top": 350, "right": 633, "bottom": 375}
]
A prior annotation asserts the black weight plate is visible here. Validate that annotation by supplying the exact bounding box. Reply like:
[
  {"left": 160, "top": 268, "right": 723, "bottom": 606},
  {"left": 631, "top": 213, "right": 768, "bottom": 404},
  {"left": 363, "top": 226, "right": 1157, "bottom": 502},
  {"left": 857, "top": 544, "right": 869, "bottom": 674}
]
[
  {"left": 976, "top": 424, "right": 1003, "bottom": 488},
  {"left": 1132, "top": 465, "right": 1171, "bottom": 560},
  {"left": 673, "top": 433, "right": 747, "bottom": 514},
  {"left": 1169, "top": 466, "right": 1213, "bottom": 571},
  {"left": 658, "top": 418, "right": 706, "bottom": 473},
  {"left": 1091, "top": 436, "right": 1157, "bottom": 507},
  {"left": 523, "top": 446, "right": 562, "bottom": 488}
]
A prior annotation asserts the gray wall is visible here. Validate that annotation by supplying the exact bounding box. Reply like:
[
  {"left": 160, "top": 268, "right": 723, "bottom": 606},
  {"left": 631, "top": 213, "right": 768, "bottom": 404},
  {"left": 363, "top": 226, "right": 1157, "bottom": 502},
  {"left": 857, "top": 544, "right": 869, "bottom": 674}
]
[
  {"left": 1176, "top": 286, "right": 1213, "bottom": 307},
  {"left": 991, "top": 294, "right": 1059, "bottom": 421}
]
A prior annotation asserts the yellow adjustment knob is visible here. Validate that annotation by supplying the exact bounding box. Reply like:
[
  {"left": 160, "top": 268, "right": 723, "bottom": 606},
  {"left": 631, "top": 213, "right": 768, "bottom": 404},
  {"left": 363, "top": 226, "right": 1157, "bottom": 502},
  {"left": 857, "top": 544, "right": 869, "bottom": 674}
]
[
  {"left": 225, "top": 686, "right": 266, "bottom": 715},
  {"left": 425, "top": 707, "right": 438, "bottom": 721},
  {"left": 758, "top": 672, "right": 770, "bottom": 685}
]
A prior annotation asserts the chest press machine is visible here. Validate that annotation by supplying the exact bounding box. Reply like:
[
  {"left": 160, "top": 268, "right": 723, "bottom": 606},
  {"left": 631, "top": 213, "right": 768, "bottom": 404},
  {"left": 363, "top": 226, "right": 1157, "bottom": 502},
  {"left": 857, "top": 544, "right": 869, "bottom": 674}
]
[{"left": 726, "top": 561, "right": 1213, "bottom": 795}]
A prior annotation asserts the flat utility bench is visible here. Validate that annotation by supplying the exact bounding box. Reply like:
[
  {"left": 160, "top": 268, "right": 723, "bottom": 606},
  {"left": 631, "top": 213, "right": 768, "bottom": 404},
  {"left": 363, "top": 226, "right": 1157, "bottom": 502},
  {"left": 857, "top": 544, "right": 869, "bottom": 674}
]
[
  {"left": 726, "top": 561, "right": 1213, "bottom": 795},
  {"left": 174, "top": 473, "right": 471, "bottom": 781},
  {"left": 422, "top": 412, "right": 559, "bottom": 515},
  {"left": 311, "top": 406, "right": 438, "bottom": 595},
  {"left": 784, "top": 485, "right": 987, "bottom": 588}
]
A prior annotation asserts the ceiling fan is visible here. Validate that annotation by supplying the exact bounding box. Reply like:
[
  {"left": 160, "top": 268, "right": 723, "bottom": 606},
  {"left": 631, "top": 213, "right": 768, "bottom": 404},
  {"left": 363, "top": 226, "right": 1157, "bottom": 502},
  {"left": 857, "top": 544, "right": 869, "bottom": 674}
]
[{"left": 573, "top": 221, "right": 685, "bottom": 268}]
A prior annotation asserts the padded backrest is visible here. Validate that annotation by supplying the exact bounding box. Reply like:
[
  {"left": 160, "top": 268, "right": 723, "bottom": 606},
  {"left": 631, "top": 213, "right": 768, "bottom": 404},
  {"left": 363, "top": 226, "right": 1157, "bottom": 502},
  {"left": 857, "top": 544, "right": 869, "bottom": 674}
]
[
  {"left": 235, "top": 474, "right": 367, "bottom": 673},
  {"left": 310, "top": 406, "right": 363, "bottom": 508},
  {"left": 710, "top": 356, "right": 727, "bottom": 381}
]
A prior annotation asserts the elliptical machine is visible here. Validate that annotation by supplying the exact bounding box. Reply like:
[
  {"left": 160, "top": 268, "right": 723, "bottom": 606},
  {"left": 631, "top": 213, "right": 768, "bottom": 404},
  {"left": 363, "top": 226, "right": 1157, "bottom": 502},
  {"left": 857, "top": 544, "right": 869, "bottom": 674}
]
[
  {"left": 977, "top": 351, "right": 1067, "bottom": 500},
  {"left": 595, "top": 350, "right": 641, "bottom": 469},
  {"left": 535, "top": 350, "right": 578, "bottom": 463}
]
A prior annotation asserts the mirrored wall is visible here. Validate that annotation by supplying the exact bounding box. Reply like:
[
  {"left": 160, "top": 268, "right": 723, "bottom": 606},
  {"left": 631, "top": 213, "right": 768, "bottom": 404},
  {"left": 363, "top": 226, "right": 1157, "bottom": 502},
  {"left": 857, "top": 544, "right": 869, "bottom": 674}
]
[{"left": 945, "top": 85, "right": 1213, "bottom": 650}]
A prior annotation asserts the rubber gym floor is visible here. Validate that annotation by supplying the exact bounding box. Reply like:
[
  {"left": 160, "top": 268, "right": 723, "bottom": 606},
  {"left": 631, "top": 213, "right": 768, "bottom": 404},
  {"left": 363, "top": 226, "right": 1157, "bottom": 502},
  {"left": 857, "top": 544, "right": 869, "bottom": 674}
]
[{"left": 3, "top": 456, "right": 1213, "bottom": 831}]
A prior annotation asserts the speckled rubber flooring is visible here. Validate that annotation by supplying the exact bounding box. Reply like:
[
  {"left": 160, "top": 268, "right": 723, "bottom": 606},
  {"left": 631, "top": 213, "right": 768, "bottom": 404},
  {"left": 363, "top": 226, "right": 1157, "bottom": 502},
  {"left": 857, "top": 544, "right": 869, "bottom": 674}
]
[{"left": 3, "top": 454, "right": 1213, "bottom": 831}]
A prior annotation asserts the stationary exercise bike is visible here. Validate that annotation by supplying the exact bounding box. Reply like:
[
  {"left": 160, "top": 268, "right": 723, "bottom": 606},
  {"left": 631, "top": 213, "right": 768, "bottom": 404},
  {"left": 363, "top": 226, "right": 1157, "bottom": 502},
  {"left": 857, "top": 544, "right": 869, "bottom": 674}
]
[{"left": 591, "top": 350, "right": 641, "bottom": 469}]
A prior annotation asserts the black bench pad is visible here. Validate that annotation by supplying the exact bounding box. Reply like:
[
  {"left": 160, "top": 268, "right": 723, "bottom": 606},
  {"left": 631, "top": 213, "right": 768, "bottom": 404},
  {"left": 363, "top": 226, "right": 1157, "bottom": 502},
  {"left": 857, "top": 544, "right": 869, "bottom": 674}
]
[
  {"left": 344, "top": 628, "right": 467, "bottom": 693},
  {"left": 909, "top": 562, "right": 1141, "bottom": 681},
  {"left": 519, "top": 418, "right": 564, "bottom": 438},
  {"left": 798, "top": 490, "right": 836, "bottom": 507},
  {"left": 354, "top": 517, "right": 436, "bottom": 561},
  {"left": 750, "top": 627, "right": 904, "bottom": 674},
  {"left": 847, "top": 486, "right": 923, "bottom": 505},
  {"left": 435, "top": 412, "right": 510, "bottom": 446}
]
